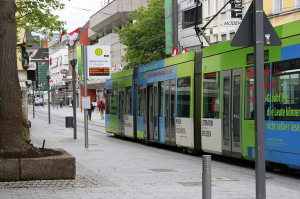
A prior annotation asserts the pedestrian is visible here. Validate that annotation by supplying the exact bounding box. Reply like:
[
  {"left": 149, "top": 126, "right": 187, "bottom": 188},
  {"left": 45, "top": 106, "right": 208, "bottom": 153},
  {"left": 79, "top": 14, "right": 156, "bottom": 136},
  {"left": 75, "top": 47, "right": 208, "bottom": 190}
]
[
  {"left": 97, "top": 99, "right": 106, "bottom": 120},
  {"left": 21, "top": 95, "right": 31, "bottom": 143},
  {"left": 60, "top": 100, "right": 63, "bottom": 108},
  {"left": 88, "top": 102, "right": 95, "bottom": 120}
]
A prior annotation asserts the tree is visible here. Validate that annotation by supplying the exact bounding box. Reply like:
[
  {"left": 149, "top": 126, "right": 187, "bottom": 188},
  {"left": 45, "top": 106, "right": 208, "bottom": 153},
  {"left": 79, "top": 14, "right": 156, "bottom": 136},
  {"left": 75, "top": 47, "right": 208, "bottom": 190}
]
[
  {"left": 115, "top": 0, "right": 167, "bottom": 69},
  {"left": 96, "top": 35, "right": 99, "bottom": 43},
  {"left": 0, "top": 0, "right": 66, "bottom": 152}
]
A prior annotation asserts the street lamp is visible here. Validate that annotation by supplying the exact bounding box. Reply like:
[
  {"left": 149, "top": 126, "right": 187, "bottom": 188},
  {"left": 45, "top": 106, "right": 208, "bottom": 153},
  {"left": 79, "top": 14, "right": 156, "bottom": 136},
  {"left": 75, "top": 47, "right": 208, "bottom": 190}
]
[
  {"left": 46, "top": 69, "right": 51, "bottom": 124},
  {"left": 70, "top": 51, "right": 77, "bottom": 139}
]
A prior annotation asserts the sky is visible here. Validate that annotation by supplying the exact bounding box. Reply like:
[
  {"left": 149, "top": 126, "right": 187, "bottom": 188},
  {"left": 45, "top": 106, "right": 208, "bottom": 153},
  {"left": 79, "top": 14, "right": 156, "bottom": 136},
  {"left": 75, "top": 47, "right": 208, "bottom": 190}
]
[{"left": 52, "top": 0, "right": 108, "bottom": 33}]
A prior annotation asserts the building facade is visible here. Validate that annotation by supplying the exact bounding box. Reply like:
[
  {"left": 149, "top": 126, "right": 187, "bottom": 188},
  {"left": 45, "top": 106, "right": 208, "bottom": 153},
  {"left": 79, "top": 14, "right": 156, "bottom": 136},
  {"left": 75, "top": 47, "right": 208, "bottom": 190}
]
[
  {"left": 89, "top": 0, "right": 148, "bottom": 72},
  {"left": 177, "top": 0, "right": 300, "bottom": 51}
]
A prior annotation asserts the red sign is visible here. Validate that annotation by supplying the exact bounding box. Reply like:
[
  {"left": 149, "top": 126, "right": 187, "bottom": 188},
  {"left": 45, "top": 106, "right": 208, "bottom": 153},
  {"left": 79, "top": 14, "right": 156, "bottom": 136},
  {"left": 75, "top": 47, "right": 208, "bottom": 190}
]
[{"left": 55, "top": 91, "right": 59, "bottom": 95}]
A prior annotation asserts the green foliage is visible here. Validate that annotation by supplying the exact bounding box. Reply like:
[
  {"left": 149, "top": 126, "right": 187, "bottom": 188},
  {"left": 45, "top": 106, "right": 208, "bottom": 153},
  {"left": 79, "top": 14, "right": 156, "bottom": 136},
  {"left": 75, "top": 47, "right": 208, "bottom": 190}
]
[
  {"left": 115, "top": 0, "right": 167, "bottom": 69},
  {"left": 96, "top": 35, "right": 99, "bottom": 43},
  {"left": 16, "top": 0, "right": 67, "bottom": 35},
  {"left": 90, "top": 39, "right": 93, "bottom": 45}
]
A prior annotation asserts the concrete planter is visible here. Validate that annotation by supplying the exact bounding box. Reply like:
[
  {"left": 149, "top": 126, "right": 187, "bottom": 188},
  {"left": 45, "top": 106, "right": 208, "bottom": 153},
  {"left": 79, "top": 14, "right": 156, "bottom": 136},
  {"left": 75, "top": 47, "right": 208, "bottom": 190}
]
[{"left": 0, "top": 148, "right": 75, "bottom": 182}]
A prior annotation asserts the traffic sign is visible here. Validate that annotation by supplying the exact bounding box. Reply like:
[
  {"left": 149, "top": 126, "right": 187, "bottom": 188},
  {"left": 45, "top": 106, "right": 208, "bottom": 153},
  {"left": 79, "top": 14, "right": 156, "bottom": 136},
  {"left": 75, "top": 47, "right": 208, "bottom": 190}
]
[{"left": 55, "top": 91, "right": 59, "bottom": 95}]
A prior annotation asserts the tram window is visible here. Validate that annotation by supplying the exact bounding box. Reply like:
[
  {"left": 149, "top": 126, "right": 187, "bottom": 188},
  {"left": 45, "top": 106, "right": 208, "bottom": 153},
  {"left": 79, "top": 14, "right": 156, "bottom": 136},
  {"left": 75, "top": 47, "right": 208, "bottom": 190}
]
[
  {"left": 110, "top": 89, "right": 118, "bottom": 115},
  {"left": 203, "top": 72, "right": 220, "bottom": 118},
  {"left": 106, "top": 90, "right": 112, "bottom": 114},
  {"left": 177, "top": 77, "right": 191, "bottom": 117},
  {"left": 160, "top": 82, "right": 164, "bottom": 117},
  {"left": 138, "top": 86, "right": 143, "bottom": 116},
  {"left": 270, "top": 73, "right": 300, "bottom": 121},
  {"left": 245, "top": 64, "right": 271, "bottom": 120},
  {"left": 245, "top": 66, "right": 255, "bottom": 120},
  {"left": 125, "top": 87, "right": 132, "bottom": 115}
]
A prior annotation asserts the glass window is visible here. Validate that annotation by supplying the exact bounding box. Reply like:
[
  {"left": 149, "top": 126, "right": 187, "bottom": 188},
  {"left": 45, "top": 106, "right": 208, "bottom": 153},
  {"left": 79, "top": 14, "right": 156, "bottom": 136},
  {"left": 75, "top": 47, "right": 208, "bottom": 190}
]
[
  {"left": 106, "top": 90, "right": 112, "bottom": 114},
  {"left": 267, "top": 58, "right": 300, "bottom": 121},
  {"left": 160, "top": 82, "right": 164, "bottom": 117},
  {"left": 125, "top": 87, "right": 132, "bottom": 115},
  {"left": 244, "top": 66, "right": 254, "bottom": 120},
  {"left": 182, "top": 5, "right": 202, "bottom": 29},
  {"left": 221, "top": 34, "right": 226, "bottom": 41},
  {"left": 244, "top": 64, "right": 271, "bottom": 120},
  {"left": 111, "top": 89, "right": 118, "bottom": 115},
  {"left": 230, "top": 32, "right": 235, "bottom": 40},
  {"left": 273, "top": 0, "right": 283, "bottom": 13},
  {"left": 203, "top": 72, "right": 220, "bottom": 118},
  {"left": 177, "top": 77, "right": 191, "bottom": 117}
]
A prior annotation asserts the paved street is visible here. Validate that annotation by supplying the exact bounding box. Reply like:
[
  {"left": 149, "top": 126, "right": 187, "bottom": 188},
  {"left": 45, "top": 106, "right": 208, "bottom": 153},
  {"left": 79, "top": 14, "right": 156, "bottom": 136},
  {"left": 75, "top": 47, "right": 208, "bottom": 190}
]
[{"left": 1, "top": 105, "right": 300, "bottom": 199}]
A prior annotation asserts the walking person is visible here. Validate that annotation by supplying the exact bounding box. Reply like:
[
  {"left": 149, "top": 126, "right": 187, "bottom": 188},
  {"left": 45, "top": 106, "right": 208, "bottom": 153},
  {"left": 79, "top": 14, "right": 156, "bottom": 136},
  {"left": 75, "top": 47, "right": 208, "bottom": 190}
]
[
  {"left": 21, "top": 95, "right": 31, "bottom": 143},
  {"left": 97, "top": 99, "right": 106, "bottom": 120},
  {"left": 88, "top": 102, "right": 95, "bottom": 120}
]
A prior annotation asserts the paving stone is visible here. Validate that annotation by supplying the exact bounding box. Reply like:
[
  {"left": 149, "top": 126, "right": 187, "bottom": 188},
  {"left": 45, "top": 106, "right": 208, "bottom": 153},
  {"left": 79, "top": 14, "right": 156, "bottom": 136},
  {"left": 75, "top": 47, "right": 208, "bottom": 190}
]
[{"left": 1, "top": 106, "right": 298, "bottom": 199}]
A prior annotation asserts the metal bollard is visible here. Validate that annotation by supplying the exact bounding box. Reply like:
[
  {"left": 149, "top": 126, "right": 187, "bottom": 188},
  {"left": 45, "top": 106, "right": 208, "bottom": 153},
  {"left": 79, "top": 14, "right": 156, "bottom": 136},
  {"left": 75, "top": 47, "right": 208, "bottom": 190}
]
[{"left": 202, "top": 155, "right": 211, "bottom": 199}]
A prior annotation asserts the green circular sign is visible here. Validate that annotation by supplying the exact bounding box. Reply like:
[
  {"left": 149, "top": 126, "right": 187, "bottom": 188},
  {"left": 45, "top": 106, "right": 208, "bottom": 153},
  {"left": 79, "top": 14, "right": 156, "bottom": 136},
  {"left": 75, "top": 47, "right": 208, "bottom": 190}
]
[{"left": 95, "top": 48, "right": 103, "bottom": 56}]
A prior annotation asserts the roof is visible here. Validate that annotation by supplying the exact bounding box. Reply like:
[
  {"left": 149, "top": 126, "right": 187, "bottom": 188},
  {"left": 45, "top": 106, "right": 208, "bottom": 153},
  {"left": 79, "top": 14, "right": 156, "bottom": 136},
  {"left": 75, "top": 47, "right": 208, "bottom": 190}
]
[{"left": 31, "top": 48, "right": 49, "bottom": 59}]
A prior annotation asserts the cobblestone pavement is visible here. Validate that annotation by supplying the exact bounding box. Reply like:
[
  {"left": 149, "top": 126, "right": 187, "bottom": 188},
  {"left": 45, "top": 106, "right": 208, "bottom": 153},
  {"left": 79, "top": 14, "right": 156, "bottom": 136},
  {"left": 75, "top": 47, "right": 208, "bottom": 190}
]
[{"left": 1, "top": 106, "right": 300, "bottom": 199}]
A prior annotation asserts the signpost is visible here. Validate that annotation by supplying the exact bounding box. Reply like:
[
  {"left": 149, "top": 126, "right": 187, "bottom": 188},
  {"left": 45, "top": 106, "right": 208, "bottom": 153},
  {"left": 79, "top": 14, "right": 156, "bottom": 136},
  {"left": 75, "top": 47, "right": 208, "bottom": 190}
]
[
  {"left": 87, "top": 45, "right": 111, "bottom": 79},
  {"left": 231, "top": 1, "right": 281, "bottom": 198}
]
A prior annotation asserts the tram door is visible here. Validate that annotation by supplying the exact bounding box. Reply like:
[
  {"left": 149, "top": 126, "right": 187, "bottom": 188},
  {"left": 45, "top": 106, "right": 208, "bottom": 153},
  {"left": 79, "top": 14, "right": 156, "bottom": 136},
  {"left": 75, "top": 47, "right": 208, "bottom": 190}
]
[
  {"left": 222, "top": 68, "right": 243, "bottom": 157},
  {"left": 153, "top": 83, "right": 159, "bottom": 142},
  {"left": 165, "top": 79, "right": 176, "bottom": 146},
  {"left": 142, "top": 84, "right": 148, "bottom": 140},
  {"left": 118, "top": 88, "right": 125, "bottom": 136},
  {"left": 148, "top": 85, "right": 154, "bottom": 140}
]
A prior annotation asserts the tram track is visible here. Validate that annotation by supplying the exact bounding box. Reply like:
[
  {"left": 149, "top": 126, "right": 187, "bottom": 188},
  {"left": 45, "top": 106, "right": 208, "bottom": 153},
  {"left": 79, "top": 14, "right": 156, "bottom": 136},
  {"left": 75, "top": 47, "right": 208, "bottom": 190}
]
[{"left": 28, "top": 110, "right": 106, "bottom": 134}]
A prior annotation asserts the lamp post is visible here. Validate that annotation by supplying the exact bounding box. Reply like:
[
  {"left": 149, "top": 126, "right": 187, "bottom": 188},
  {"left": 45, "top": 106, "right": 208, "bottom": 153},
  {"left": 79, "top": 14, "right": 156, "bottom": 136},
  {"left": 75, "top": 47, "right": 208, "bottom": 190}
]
[
  {"left": 46, "top": 69, "right": 51, "bottom": 124},
  {"left": 70, "top": 52, "right": 77, "bottom": 139}
]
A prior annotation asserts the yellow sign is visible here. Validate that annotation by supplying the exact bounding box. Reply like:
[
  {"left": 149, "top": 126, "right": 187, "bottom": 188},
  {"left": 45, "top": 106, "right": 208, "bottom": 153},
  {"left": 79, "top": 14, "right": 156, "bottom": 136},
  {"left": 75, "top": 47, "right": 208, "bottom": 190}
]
[{"left": 95, "top": 48, "right": 103, "bottom": 56}]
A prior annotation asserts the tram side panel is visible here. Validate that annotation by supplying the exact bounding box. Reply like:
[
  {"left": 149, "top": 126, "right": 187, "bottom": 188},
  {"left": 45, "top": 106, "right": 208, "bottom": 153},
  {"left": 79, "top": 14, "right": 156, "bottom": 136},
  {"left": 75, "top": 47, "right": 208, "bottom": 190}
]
[
  {"left": 136, "top": 52, "right": 196, "bottom": 148},
  {"left": 105, "top": 69, "right": 135, "bottom": 137}
]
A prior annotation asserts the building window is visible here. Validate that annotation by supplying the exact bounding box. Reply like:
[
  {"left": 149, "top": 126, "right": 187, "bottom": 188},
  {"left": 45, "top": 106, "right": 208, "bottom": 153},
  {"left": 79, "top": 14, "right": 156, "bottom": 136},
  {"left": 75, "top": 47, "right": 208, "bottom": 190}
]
[
  {"left": 207, "top": 0, "right": 211, "bottom": 16},
  {"left": 273, "top": 0, "right": 283, "bottom": 13},
  {"left": 214, "top": 34, "right": 218, "bottom": 42},
  {"left": 221, "top": 34, "right": 226, "bottom": 41},
  {"left": 230, "top": 32, "right": 235, "bottom": 40},
  {"left": 182, "top": 5, "right": 202, "bottom": 29},
  {"left": 296, "top": 0, "right": 300, "bottom": 8}
]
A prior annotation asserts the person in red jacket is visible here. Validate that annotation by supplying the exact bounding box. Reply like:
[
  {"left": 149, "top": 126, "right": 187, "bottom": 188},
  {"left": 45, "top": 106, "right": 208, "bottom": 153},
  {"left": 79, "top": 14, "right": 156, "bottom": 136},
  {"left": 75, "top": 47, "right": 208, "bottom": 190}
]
[{"left": 97, "top": 99, "right": 106, "bottom": 120}]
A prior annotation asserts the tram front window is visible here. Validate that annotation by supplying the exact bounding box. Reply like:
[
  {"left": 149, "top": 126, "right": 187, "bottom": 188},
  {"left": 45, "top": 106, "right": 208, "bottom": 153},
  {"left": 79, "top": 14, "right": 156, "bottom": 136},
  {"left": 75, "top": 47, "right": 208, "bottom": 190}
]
[{"left": 203, "top": 72, "right": 220, "bottom": 118}]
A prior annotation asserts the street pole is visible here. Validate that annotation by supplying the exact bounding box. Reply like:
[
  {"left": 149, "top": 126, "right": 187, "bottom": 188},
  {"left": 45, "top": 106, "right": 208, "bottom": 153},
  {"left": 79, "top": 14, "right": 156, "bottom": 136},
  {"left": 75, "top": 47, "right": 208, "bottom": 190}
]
[
  {"left": 47, "top": 74, "right": 51, "bottom": 124},
  {"left": 33, "top": 83, "right": 35, "bottom": 118},
  {"left": 71, "top": 59, "right": 77, "bottom": 139},
  {"left": 254, "top": 0, "right": 266, "bottom": 198},
  {"left": 39, "top": 86, "right": 40, "bottom": 106},
  {"left": 83, "top": 45, "right": 88, "bottom": 148}
]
